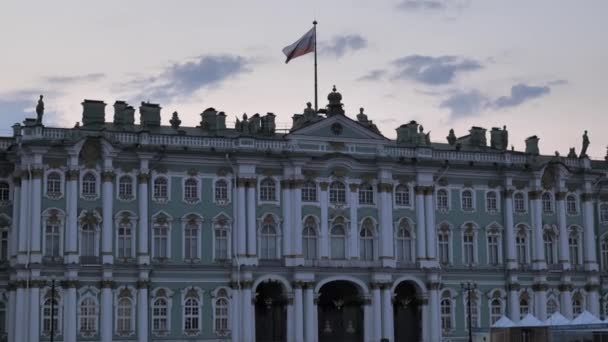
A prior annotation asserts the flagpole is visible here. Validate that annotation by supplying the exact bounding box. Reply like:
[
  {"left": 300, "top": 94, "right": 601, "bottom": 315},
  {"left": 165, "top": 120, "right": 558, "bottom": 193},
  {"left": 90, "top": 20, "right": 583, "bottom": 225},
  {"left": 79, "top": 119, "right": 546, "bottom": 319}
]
[{"left": 313, "top": 20, "right": 318, "bottom": 112}]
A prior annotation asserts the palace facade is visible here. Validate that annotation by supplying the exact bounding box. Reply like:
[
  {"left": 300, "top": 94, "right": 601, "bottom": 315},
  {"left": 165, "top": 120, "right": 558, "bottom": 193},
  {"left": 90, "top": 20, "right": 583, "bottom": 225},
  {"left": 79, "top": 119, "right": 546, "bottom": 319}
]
[{"left": 1, "top": 87, "right": 608, "bottom": 342}]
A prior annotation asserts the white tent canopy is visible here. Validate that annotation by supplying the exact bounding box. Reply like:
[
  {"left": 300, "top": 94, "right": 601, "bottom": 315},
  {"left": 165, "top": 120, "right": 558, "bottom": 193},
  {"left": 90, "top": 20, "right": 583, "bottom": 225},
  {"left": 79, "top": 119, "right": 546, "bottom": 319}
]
[
  {"left": 518, "top": 314, "right": 544, "bottom": 327},
  {"left": 571, "top": 311, "right": 603, "bottom": 325},
  {"left": 492, "top": 315, "right": 516, "bottom": 328},
  {"left": 544, "top": 312, "right": 571, "bottom": 326}
]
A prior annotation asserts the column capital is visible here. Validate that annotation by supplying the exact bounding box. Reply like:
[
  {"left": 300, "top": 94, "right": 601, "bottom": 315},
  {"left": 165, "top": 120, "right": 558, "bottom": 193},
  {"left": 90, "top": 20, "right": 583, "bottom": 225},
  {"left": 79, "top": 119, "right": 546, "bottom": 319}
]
[
  {"left": 101, "top": 171, "right": 115, "bottom": 182},
  {"left": 532, "top": 283, "right": 549, "bottom": 292},
  {"left": 423, "top": 186, "right": 435, "bottom": 196},
  {"left": 301, "top": 281, "right": 315, "bottom": 289},
  {"left": 349, "top": 183, "right": 359, "bottom": 192},
  {"left": 528, "top": 190, "right": 542, "bottom": 200},
  {"left": 136, "top": 280, "right": 150, "bottom": 289},
  {"left": 377, "top": 182, "right": 393, "bottom": 193},
  {"left": 293, "top": 179, "right": 305, "bottom": 188},
  {"left": 66, "top": 169, "right": 79, "bottom": 181},
  {"left": 558, "top": 283, "right": 573, "bottom": 292},
  {"left": 426, "top": 282, "right": 441, "bottom": 291},
  {"left": 507, "top": 282, "right": 520, "bottom": 291},
  {"left": 12, "top": 176, "right": 21, "bottom": 186},
  {"left": 502, "top": 188, "right": 514, "bottom": 198},
  {"left": 241, "top": 280, "right": 253, "bottom": 289},
  {"left": 292, "top": 281, "right": 306, "bottom": 289},
  {"left": 585, "top": 283, "right": 601, "bottom": 292},
  {"left": 61, "top": 280, "right": 80, "bottom": 288},
  {"left": 369, "top": 282, "right": 382, "bottom": 290},
  {"left": 100, "top": 280, "right": 116, "bottom": 289},
  {"left": 31, "top": 168, "right": 44, "bottom": 179},
  {"left": 137, "top": 173, "right": 150, "bottom": 184},
  {"left": 581, "top": 192, "right": 594, "bottom": 202},
  {"left": 555, "top": 191, "right": 567, "bottom": 200},
  {"left": 319, "top": 181, "right": 329, "bottom": 191},
  {"left": 414, "top": 185, "right": 426, "bottom": 195}
]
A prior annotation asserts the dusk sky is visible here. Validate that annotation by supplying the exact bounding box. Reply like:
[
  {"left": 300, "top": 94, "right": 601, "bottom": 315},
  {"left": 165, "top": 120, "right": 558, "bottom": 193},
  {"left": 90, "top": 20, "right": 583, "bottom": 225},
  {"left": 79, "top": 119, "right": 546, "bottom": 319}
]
[{"left": 1, "top": 0, "right": 607, "bottom": 158}]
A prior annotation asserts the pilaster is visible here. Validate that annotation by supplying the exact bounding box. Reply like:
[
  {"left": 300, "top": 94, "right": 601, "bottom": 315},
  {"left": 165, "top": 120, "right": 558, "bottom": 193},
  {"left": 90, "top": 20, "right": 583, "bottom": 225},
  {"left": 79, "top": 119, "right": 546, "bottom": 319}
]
[{"left": 349, "top": 183, "right": 359, "bottom": 259}]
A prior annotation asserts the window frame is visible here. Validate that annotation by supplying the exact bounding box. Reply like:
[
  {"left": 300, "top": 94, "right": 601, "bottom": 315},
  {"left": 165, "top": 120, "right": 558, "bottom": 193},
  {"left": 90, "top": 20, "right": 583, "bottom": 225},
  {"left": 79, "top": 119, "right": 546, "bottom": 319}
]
[
  {"left": 182, "top": 177, "right": 201, "bottom": 204},
  {"left": 152, "top": 174, "right": 171, "bottom": 203},
  {"left": 394, "top": 217, "right": 415, "bottom": 263},
  {"left": 151, "top": 211, "right": 173, "bottom": 261},
  {"left": 301, "top": 180, "right": 318, "bottom": 203},
  {"left": 330, "top": 216, "right": 349, "bottom": 260},
  {"left": 513, "top": 191, "right": 527, "bottom": 214},
  {"left": 440, "top": 290, "right": 456, "bottom": 333},
  {"left": 485, "top": 223, "right": 503, "bottom": 266},
  {"left": 461, "top": 222, "right": 478, "bottom": 266},
  {"left": 42, "top": 208, "right": 65, "bottom": 260},
  {"left": 542, "top": 192, "right": 554, "bottom": 214},
  {"left": 515, "top": 224, "right": 531, "bottom": 266},
  {"left": 394, "top": 183, "right": 412, "bottom": 208},
  {"left": 460, "top": 189, "right": 475, "bottom": 212},
  {"left": 566, "top": 193, "right": 578, "bottom": 216},
  {"left": 485, "top": 190, "right": 500, "bottom": 214},
  {"left": 182, "top": 214, "right": 203, "bottom": 262},
  {"left": 114, "top": 286, "right": 136, "bottom": 337},
  {"left": 436, "top": 188, "right": 450, "bottom": 212},
  {"left": 258, "top": 213, "right": 281, "bottom": 259},
  {"left": 568, "top": 225, "right": 583, "bottom": 266},
  {"left": 44, "top": 169, "right": 64, "bottom": 200},
  {"left": 302, "top": 216, "right": 319, "bottom": 261},
  {"left": 114, "top": 211, "right": 137, "bottom": 261},
  {"left": 329, "top": 181, "right": 347, "bottom": 206},
  {"left": 358, "top": 217, "right": 377, "bottom": 261},
  {"left": 213, "top": 178, "right": 231, "bottom": 205},
  {"left": 80, "top": 169, "right": 100, "bottom": 200},
  {"left": 358, "top": 182, "right": 375, "bottom": 206},
  {"left": 437, "top": 221, "right": 453, "bottom": 265},
  {"left": 211, "top": 287, "right": 231, "bottom": 336},
  {"left": 258, "top": 177, "right": 279, "bottom": 203},
  {"left": 116, "top": 173, "right": 136, "bottom": 202},
  {"left": 212, "top": 213, "right": 232, "bottom": 262},
  {"left": 151, "top": 287, "right": 174, "bottom": 337},
  {"left": 181, "top": 287, "right": 203, "bottom": 336},
  {"left": 77, "top": 288, "right": 100, "bottom": 337}
]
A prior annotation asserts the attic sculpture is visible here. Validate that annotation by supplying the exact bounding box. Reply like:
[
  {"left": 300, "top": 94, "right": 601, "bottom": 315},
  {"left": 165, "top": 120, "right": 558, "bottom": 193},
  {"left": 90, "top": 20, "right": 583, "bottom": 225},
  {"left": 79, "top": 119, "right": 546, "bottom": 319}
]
[
  {"left": 580, "top": 130, "right": 589, "bottom": 158},
  {"left": 170, "top": 111, "right": 181, "bottom": 129},
  {"left": 568, "top": 147, "right": 577, "bottom": 158},
  {"left": 447, "top": 129, "right": 456, "bottom": 145},
  {"left": 35, "top": 95, "right": 44, "bottom": 124},
  {"left": 396, "top": 120, "right": 429, "bottom": 146}
]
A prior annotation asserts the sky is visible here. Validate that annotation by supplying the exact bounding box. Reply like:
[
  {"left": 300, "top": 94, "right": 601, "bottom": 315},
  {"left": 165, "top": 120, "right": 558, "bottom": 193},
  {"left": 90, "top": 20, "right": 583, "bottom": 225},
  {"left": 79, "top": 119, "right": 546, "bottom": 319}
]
[{"left": 1, "top": 0, "right": 607, "bottom": 158}]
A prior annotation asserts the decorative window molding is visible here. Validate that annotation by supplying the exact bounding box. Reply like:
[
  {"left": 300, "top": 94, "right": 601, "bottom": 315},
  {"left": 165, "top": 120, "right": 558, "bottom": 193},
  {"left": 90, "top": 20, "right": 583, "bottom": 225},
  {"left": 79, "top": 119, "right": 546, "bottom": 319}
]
[
  {"left": 486, "top": 288, "right": 506, "bottom": 325},
  {"left": 114, "top": 286, "right": 136, "bottom": 337},
  {"left": 518, "top": 288, "right": 534, "bottom": 318},
  {"left": 358, "top": 182, "right": 375, "bottom": 206},
  {"left": 513, "top": 191, "right": 528, "bottom": 214},
  {"left": 0, "top": 215, "right": 9, "bottom": 262},
  {"left": 460, "top": 188, "right": 476, "bottom": 212},
  {"left": 44, "top": 168, "right": 65, "bottom": 200},
  {"left": 394, "top": 183, "right": 413, "bottom": 208},
  {"left": 460, "top": 221, "right": 479, "bottom": 266},
  {"left": 0, "top": 180, "right": 10, "bottom": 205},
  {"left": 151, "top": 211, "right": 173, "bottom": 262},
  {"left": 40, "top": 286, "right": 63, "bottom": 337},
  {"left": 546, "top": 290, "right": 560, "bottom": 317},
  {"left": 302, "top": 215, "right": 319, "bottom": 261},
  {"left": 440, "top": 289, "right": 457, "bottom": 333},
  {"left": 485, "top": 222, "right": 503, "bottom": 266},
  {"left": 78, "top": 210, "right": 102, "bottom": 263},
  {"left": 151, "top": 287, "right": 174, "bottom": 337},
  {"left": 543, "top": 224, "right": 558, "bottom": 265},
  {"left": 42, "top": 208, "right": 65, "bottom": 261},
  {"left": 116, "top": 172, "right": 136, "bottom": 202},
  {"left": 600, "top": 233, "right": 608, "bottom": 271},
  {"left": 152, "top": 174, "right": 171, "bottom": 204},
  {"left": 80, "top": 169, "right": 100, "bottom": 200},
  {"left": 436, "top": 188, "right": 450, "bottom": 212},
  {"left": 437, "top": 221, "right": 453, "bottom": 265},
  {"left": 182, "top": 213, "right": 203, "bottom": 262},
  {"left": 394, "top": 217, "right": 415, "bottom": 263},
  {"left": 114, "top": 211, "right": 138, "bottom": 262},
  {"left": 329, "top": 181, "right": 348, "bottom": 207},
  {"left": 301, "top": 180, "right": 318, "bottom": 203},
  {"left": 257, "top": 213, "right": 282, "bottom": 259},
  {"left": 258, "top": 177, "right": 279, "bottom": 204},
  {"left": 211, "top": 287, "right": 231, "bottom": 337},
  {"left": 181, "top": 286, "right": 204, "bottom": 336},
  {"left": 565, "top": 193, "right": 579, "bottom": 216},
  {"left": 515, "top": 223, "right": 531, "bottom": 266},
  {"left": 212, "top": 212, "right": 232, "bottom": 262},
  {"left": 599, "top": 202, "right": 608, "bottom": 225},
  {"left": 78, "top": 286, "right": 100, "bottom": 337},
  {"left": 213, "top": 177, "right": 231, "bottom": 206},
  {"left": 329, "top": 215, "right": 349, "bottom": 260},
  {"left": 567, "top": 225, "right": 583, "bottom": 266},
  {"left": 358, "top": 217, "right": 378, "bottom": 261},
  {"left": 462, "top": 289, "right": 482, "bottom": 329},
  {"left": 485, "top": 190, "right": 500, "bottom": 214},
  {"left": 572, "top": 289, "right": 587, "bottom": 316},
  {"left": 182, "top": 177, "right": 201, "bottom": 204},
  {"left": 542, "top": 191, "right": 555, "bottom": 214}
]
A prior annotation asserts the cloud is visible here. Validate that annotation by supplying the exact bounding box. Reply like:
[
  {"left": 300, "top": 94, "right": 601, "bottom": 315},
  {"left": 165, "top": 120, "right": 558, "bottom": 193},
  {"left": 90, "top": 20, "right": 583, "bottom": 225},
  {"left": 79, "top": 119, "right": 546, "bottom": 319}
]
[
  {"left": 131, "top": 54, "right": 252, "bottom": 102},
  {"left": 319, "top": 34, "right": 367, "bottom": 58},
  {"left": 493, "top": 83, "right": 550, "bottom": 108},
  {"left": 45, "top": 73, "right": 105, "bottom": 84},
  {"left": 392, "top": 55, "right": 482, "bottom": 85},
  {"left": 440, "top": 90, "right": 488, "bottom": 118},
  {"left": 357, "top": 69, "right": 387, "bottom": 81},
  {"left": 397, "top": 0, "right": 444, "bottom": 11}
]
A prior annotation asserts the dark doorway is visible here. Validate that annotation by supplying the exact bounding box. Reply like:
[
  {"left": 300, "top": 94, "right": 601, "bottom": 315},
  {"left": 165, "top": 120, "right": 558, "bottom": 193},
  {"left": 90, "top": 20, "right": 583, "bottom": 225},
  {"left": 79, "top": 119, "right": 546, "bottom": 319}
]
[
  {"left": 255, "top": 281, "right": 287, "bottom": 342},
  {"left": 317, "top": 281, "right": 364, "bottom": 342},
  {"left": 393, "top": 282, "right": 422, "bottom": 342}
]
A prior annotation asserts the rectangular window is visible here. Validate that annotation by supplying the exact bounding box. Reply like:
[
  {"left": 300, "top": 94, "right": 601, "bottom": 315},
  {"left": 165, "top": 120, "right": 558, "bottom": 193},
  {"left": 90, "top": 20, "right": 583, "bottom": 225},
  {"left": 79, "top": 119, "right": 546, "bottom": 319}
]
[
  {"left": 438, "top": 233, "right": 449, "bottom": 264},
  {"left": 215, "top": 229, "right": 228, "bottom": 260},
  {"left": 185, "top": 226, "right": 198, "bottom": 260},
  {"left": 488, "top": 235, "right": 499, "bottom": 265},
  {"left": 463, "top": 234, "right": 474, "bottom": 265}
]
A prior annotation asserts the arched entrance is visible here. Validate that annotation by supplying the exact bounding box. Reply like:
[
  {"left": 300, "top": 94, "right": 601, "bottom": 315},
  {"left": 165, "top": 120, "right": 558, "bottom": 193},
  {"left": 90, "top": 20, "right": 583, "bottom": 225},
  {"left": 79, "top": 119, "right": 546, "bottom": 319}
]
[
  {"left": 317, "top": 280, "right": 364, "bottom": 342},
  {"left": 393, "top": 282, "right": 422, "bottom": 342},
  {"left": 255, "top": 281, "right": 287, "bottom": 342}
]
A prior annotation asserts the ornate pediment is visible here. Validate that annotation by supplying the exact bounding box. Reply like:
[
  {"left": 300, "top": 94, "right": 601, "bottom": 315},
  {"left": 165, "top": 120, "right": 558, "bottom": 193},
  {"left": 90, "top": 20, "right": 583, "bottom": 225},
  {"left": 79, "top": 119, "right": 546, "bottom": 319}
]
[{"left": 286, "top": 114, "right": 388, "bottom": 142}]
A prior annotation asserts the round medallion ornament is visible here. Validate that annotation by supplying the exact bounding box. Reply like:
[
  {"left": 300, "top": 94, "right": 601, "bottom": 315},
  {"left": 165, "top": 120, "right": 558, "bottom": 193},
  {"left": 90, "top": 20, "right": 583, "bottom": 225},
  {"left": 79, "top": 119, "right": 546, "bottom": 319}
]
[{"left": 331, "top": 123, "right": 343, "bottom": 135}]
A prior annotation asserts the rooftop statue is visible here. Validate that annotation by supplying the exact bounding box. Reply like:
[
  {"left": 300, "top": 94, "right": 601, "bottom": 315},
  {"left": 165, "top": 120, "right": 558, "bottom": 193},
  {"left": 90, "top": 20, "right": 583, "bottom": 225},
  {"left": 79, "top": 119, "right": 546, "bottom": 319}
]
[
  {"left": 170, "top": 111, "right": 181, "bottom": 129},
  {"left": 568, "top": 147, "right": 577, "bottom": 158},
  {"left": 447, "top": 129, "right": 456, "bottom": 145},
  {"left": 580, "top": 130, "right": 589, "bottom": 158},
  {"left": 35, "top": 95, "right": 44, "bottom": 124},
  {"left": 357, "top": 107, "right": 368, "bottom": 123},
  {"left": 303, "top": 102, "right": 316, "bottom": 119}
]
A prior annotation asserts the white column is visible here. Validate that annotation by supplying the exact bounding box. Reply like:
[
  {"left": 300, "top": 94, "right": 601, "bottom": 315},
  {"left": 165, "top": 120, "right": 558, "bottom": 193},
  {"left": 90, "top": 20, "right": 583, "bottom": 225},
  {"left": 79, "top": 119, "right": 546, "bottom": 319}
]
[
  {"left": 530, "top": 190, "right": 546, "bottom": 270},
  {"left": 28, "top": 286, "right": 41, "bottom": 341},
  {"left": 424, "top": 187, "right": 437, "bottom": 261},
  {"left": 378, "top": 183, "right": 395, "bottom": 266},
  {"left": 282, "top": 179, "right": 293, "bottom": 260},
  {"left": 503, "top": 189, "right": 517, "bottom": 269},
  {"left": 137, "top": 283, "right": 149, "bottom": 342},
  {"left": 287, "top": 298, "right": 294, "bottom": 342},
  {"left": 508, "top": 285, "right": 520, "bottom": 322},
  {"left": 586, "top": 285, "right": 600, "bottom": 316},
  {"left": 236, "top": 179, "right": 247, "bottom": 257},
  {"left": 371, "top": 284, "right": 382, "bottom": 341},
  {"left": 101, "top": 171, "right": 114, "bottom": 265},
  {"left": 30, "top": 169, "right": 43, "bottom": 263},
  {"left": 230, "top": 287, "right": 241, "bottom": 342},
  {"left": 304, "top": 285, "right": 315, "bottom": 342},
  {"left": 8, "top": 288, "right": 15, "bottom": 342},
  {"left": 319, "top": 183, "right": 329, "bottom": 259},
  {"left": 534, "top": 285, "right": 547, "bottom": 321},
  {"left": 17, "top": 175, "right": 29, "bottom": 258},
  {"left": 10, "top": 178, "right": 20, "bottom": 261},
  {"left": 414, "top": 186, "right": 426, "bottom": 262},
  {"left": 137, "top": 172, "right": 149, "bottom": 265},
  {"left": 14, "top": 286, "right": 25, "bottom": 342},
  {"left": 428, "top": 283, "right": 441, "bottom": 342},
  {"left": 100, "top": 282, "right": 113, "bottom": 342},
  {"left": 421, "top": 297, "right": 430, "bottom": 342},
  {"left": 560, "top": 284, "right": 573, "bottom": 319},
  {"left": 556, "top": 192, "right": 570, "bottom": 269},
  {"left": 65, "top": 169, "right": 79, "bottom": 264},
  {"left": 65, "top": 284, "right": 77, "bottom": 342},
  {"left": 381, "top": 285, "right": 394, "bottom": 341},
  {"left": 293, "top": 179, "right": 303, "bottom": 263},
  {"left": 242, "top": 284, "right": 254, "bottom": 342},
  {"left": 363, "top": 297, "right": 372, "bottom": 342},
  {"left": 349, "top": 184, "right": 359, "bottom": 259},
  {"left": 246, "top": 181, "right": 257, "bottom": 258},
  {"left": 582, "top": 190, "right": 598, "bottom": 271},
  {"left": 294, "top": 284, "right": 304, "bottom": 342}
]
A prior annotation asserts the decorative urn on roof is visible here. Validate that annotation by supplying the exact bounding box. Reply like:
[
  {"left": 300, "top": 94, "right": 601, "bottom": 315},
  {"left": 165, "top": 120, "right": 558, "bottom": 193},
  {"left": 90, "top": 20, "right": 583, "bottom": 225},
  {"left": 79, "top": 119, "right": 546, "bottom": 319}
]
[{"left": 326, "top": 85, "right": 345, "bottom": 116}]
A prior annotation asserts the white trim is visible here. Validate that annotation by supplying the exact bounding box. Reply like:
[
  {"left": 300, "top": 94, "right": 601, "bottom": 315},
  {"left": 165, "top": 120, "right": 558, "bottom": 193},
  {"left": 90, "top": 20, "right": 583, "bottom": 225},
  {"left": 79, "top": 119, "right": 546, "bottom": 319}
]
[
  {"left": 598, "top": 202, "right": 608, "bottom": 225},
  {"left": 301, "top": 179, "right": 320, "bottom": 204},
  {"left": 565, "top": 192, "right": 579, "bottom": 216},
  {"left": 40, "top": 286, "right": 63, "bottom": 337},
  {"left": 114, "top": 210, "right": 138, "bottom": 261},
  {"left": 151, "top": 173, "right": 171, "bottom": 204},
  {"left": 460, "top": 188, "right": 476, "bottom": 213},
  {"left": 461, "top": 288, "right": 482, "bottom": 329},
  {"left": 484, "top": 189, "right": 501, "bottom": 214},
  {"left": 257, "top": 212, "right": 282, "bottom": 259},
  {"left": 567, "top": 224, "right": 584, "bottom": 266},
  {"left": 460, "top": 221, "right": 479, "bottom": 266},
  {"left": 181, "top": 286, "right": 204, "bottom": 336},
  {"left": 113, "top": 285, "right": 136, "bottom": 337},
  {"left": 115, "top": 171, "right": 137, "bottom": 202},
  {"left": 151, "top": 210, "right": 173, "bottom": 261},
  {"left": 258, "top": 176, "right": 280, "bottom": 204},
  {"left": 440, "top": 288, "right": 457, "bottom": 333},
  {"left": 329, "top": 215, "right": 350, "bottom": 260},
  {"left": 485, "top": 222, "right": 503, "bottom": 265},
  {"left": 182, "top": 213, "right": 204, "bottom": 262},
  {"left": 358, "top": 181, "right": 376, "bottom": 207},
  {"left": 211, "top": 287, "right": 232, "bottom": 337},
  {"left": 212, "top": 176, "right": 232, "bottom": 206},
  {"left": 513, "top": 191, "right": 528, "bottom": 215},
  {"left": 394, "top": 216, "right": 416, "bottom": 263},
  {"left": 212, "top": 212, "right": 232, "bottom": 262},
  {"left": 182, "top": 175, "right": 201, "bottom": 205},
  {"left": 541, "top": 191, "right": 555, "bottom": 215},
  {"left": 79, "top": 168, "right": 101, "bottom": 201},
  {"left": 437, "top": 220, "right": 454, "bottom": 265},
  {"left": 77, "top": 286, "right": 100, "bottom": 337},
  {"left": 393, "top": 182, "right": 413, "bottom": 209},
  {"left": 44, "top": 168, "right": 65, "bottom": 200},
  {"left": 435, "top": 187, "right": 451, "bottom": 212},
  {"left": 0, "top": 178, "right": 12, "bottom": 205},
  {"left": 487, "top": 288, "right": 506, "bottom": 325},
  {"left": 41, "top": 208, "right": 65, "bottom": 260},
  {"left": 302, "top": 214, "right": 320, "bottom": 261},
  {"left": 358, "top": 216, "right": 379, "bottom": 261},
  {"left": 515, "top": 223, "right": 532, "bottom": 266},
  {"left": 78, "top": 209, "right": 102, "bottom": 260},
  {"left": 150, "top": 287, "right": 174, "bottom": 337}
]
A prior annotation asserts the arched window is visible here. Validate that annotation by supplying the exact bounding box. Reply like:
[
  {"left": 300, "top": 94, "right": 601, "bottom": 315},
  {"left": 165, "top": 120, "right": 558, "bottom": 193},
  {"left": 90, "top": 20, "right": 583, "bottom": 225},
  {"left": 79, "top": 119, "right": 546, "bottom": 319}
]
[
  {"left": 0, "top": 226, "right": 7, "bottom": 261},
  {"left": 465, "top": 291, "right": 480, "bottom": 329},
  {"left": 462, "top": 223, "right": 476, "bottom": 265},
  {"left": 359, "top": 183, "right": 374, "bottom": 205},
  {"left": 259, "top": 216, "right": 278, "bottom": 259},
  {"left": 330, "top": 217, "right": 347, "bottom": 260},
  {"left": 42, "top": 292, "right": 60, "bottom": 337},
  {"left": 516, "top": 225, "right": 529, "bottom": 265},
  {"left": 260, "top": 178, "right": 276, "bottom": 202},
  {"left": 440, "top": 292, "right": 453, "bottom": 330},
  {"left": 184, "top": 216, "right": 201, "bottom": 261},
  {"left": 395, "top": 184, "right": 411, "bottom": 207},
  {"left": 461, "top": 190, "right": 473, "bottom": 211},
  {"left": 395, "top": 218, "right": 414, "bottom": 263},
  {"left": 542, "top": 192, "right": 553, "bottom": 214},
  {"left": 359, "top": 219, "right": 375, "bottom": 261},
  {"left": 302, "top": 217, "right": 318, "bottom": 260},
  {"left": 153, "top": 177, "right": 169, "bottom": 202},
  {"left": 486, "top": 191, "right": 498, "bottom": 212},
  {"left": 79, "top": 297, "right": 98, "bottom": 336},
  {"left": 566, "top": 195, "right": 578, "bottom": 215},
  {"left": 487, "top": 226, "right": 502, "bottom": 265},
  {"left": 47, "top": 172, "right": 62, "bottom": 198},
  {"left": 490, "top": 298, "right": 503, "bottom": 324},
  {"left": 438, "top": 223, "right": 451, "bottom": 265},
  {"left": 116, "top": 297, "right": 134, "bottom": 335},
  {"left": 329, "top": 181, "right": 346, "bottom": 205},
  {"left": 569, "top": 229, "right": 581, "bottom": 265},
  {"left": 184, "top": 178, "right": 199, "bottom": 202},
  {"left": 213, "top": 216, "right": 230, "bottom": 261},
  {"left": 45, "top": 216, "right": 61, "bottom": 258},
  {"left": 519, "top": 296, "right": 530, "bottom": 319},
  {"left": 301, "top": 181, "right": 317, "bottom": 202},
  {"left": 543, "top": 231, "right": 556, "bottom": 265},
  {"left": 0, "top": 182, "right": 9, "bottom": 202},
  {"left": 547, "top": 298, "right": 558, "bottom": 316},
  {"left": 437, "top": 189, "right": 449, "bottom": 210},
  {"left": 80, "top": 223, "right": 98, "bottom": 258},
  {"left": 117, "top": 219, "right": 133, "bottom": 259},
  {"left": 152, "top": 297, "right": 169, "bottom": 334},
  {"left": 152, "top": 214, "right": 170, "bottom": 260},
  {"left": 601, "top": 237, "right": 608, "bottom": 271},
  {"left": 214, "top": 179, "right": 229, "bottom": 203},
  {"left": 573, "top": 293, "right": 584, "bottom": 316},
  {"left": 183, "top": 296, "right": 200, "bottom": 334},
  {"left": 82, "top": 172, "right": 97, "bottom": 198},
  {"left": 514, "top": 193, "right": 526, "bottom": 213},
  {"left": 118, "top": 175, "right": 134, "bottom": 200},
  {"left": 601, "top": 203, "right": 608, "bottom": 224},
  {"left": 214, "top": 289, "right": 230, "bottom": 335}
]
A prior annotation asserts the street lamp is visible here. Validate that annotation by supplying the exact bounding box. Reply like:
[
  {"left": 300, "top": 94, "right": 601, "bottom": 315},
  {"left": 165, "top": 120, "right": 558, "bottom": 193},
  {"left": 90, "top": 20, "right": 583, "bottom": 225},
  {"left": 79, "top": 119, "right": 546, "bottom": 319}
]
[
  {"left": 50, "top": 276, "right": 56, "bottom": 342},
  {"left": 461, "top": 282, "right": 477, "bottom": 342}
]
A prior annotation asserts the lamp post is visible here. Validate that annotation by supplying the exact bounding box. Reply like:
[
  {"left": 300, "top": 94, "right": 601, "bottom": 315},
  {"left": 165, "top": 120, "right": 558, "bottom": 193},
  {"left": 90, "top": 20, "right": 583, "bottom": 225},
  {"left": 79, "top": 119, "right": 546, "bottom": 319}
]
[
  {"left": 50, "top": 276, "right": 56, "bottom": 342},
  {"left": 461, "top": 282, "right": 477, "bottom": 342}
]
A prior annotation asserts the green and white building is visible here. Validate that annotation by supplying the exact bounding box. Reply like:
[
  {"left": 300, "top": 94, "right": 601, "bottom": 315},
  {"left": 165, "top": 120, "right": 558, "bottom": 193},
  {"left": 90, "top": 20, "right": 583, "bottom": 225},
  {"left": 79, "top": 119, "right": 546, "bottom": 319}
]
[{"left": 1, "top": 87, "right": 608, "bottom": 341}]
